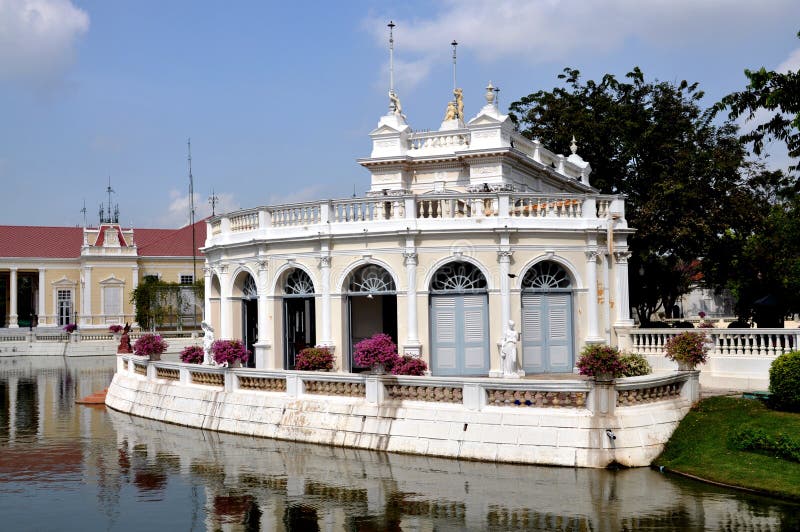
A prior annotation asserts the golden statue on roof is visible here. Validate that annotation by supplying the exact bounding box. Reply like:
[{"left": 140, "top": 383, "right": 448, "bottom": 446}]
[
  {"left": 454, "top": 88, "right": 463, "bottom": 119},
  {"left": 444, "top": 101, "right": 457, "bottom": 121}
]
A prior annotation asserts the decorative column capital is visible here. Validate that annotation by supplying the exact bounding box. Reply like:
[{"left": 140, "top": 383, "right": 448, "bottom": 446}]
[
  {"left": 403, "top": 251, "right": 418, "bottom": 266},
  {"left": 202, "top": 266, "right": 213, "bottom": 277},
  {"left": 257, "top": 259, "right": 269, "bottom": 272},
  {"left": 218, "top": 264, "right": 229, "bottom": 275},
  {"left": 585, "top": 250, "right": 602, "bottom": 262},
  {"left": 319, "top": 255, "right": 332, "bottom": 268},
  {"left": 613, "top": 251, "right": 632, "bottom": 264},
  {"left": 497, "top": 249, "right": 513, "bottom": 263}
]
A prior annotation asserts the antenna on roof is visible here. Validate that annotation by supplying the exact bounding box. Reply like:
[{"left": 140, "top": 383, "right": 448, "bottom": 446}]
[
  {"left": 209, "top": 188, "right": 219, "bottom": 216},
  {"left": 353, "top": 184, "right": 357, "bottom": 198},
  {"left": 451, "top": 39, "right": 458, "bottom": 94},
  {"left": 99, "top": 177, "right": 119, "bottom": 224},
  {"left": 80, "top": 199, "right": 87, "bottom": 228},
  {"left": 188, "top": 138, "right": 197, "bottom": 305}
]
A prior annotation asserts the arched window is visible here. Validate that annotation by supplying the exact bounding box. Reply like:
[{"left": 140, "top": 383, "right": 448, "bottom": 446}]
[
  {"left": 242, "top": 275, "right": 258, "bottom": 300},
  {"left": 348, "top": 265, "right": 395, "bottom": 294},
  {"left": 285, "top": 269, "right": 314, "bottom": 295},
  {"left": 522, "top": 261, "right": 572, "bottom": 290},
  {"left": 430, "top": 261, "right": 487, "bottom": 293}
]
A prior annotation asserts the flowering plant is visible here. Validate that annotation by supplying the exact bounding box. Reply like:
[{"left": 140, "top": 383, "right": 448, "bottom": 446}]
[
  {"left": 391, "top": 356, "right": 428, "bottom": 376},
  {"left": 180, "top": 345, "right": 205, "bottom": 364},
  {"left": 109, "top": 324, "right": 124, "bottom": 333},
  {"left": 353, "top": 333, "right": 400, "bottom": 371},
  {"left": 665, "top": 331, "right": 708, "bottom": 367},
  {"left": 211, "top": 339, "right": 250, "bottom": 366},
  {"left": 133, "top": 333, "right": 168, "bottom": 357},
  {"left": 295, "top": 347, "right": 334, "bottom": 371},
  {"left": 697, "top": 320, "right": 714, "bottom": 329},
  {"left": 698, "top": 311, "right": 706, "bottom": 319},
  {"left": 63, "top": 323, "right": 78, "bottom": 333},
  {"left": 576, "top": 344, "right": 626, "bottom": 378}
]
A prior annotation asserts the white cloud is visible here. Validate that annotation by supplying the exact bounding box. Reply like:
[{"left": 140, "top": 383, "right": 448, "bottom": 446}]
[
  {"left": 0, "top": 0, "right": 89, "bottom": 86},
  {"left": 267, "top": 184, "right": 327, "bottom": 206},
  {"left": 777, "top": 48, "right": 800, "bottom": 74},
  {"left": 366, "top": 0, "right": 796, "bottom": 80},
  {"left": 158, "top": 190, "right": 237, "bottom": 228}
]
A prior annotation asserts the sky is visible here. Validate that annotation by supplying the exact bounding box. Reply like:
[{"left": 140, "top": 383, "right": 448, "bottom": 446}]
[{"left": 1, "top": 0, "right": 799, "bottom": 228}]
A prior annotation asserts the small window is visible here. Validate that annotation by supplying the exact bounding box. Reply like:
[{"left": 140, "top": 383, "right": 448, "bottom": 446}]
[{"left": 180, "top": 274, "right": 194, "bottom": 285}]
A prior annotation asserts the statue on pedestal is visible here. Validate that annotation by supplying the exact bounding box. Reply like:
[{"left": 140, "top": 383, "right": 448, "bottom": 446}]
[
  {"left": 117, "top": 322, "right": 132, "bottom": 354},
  {"left": 201, "top": 321, "right": 215, "bottom": 365},
  {"left": 454, "top": 88, "right": 463, "bottom": 119},
  {"left": 389, "top": 90, "right": 404, "bottom": 117},
  {"left": 500, "top": 320, "right": 520, "bottom": 378},
  {"left": 443, "top": 101, "right": 457, "bottom": 121}
]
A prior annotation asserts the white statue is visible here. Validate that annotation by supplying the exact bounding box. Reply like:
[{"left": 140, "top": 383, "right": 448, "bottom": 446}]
[
  {"left": 500, "top": 320, "right": 520, "bottom": 377},
  {"left": 201, "top": 321, "right": 215, "bottom": 365}
]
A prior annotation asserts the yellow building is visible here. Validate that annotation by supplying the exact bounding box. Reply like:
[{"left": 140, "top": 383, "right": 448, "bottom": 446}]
[{"left": 0, "top": 219, "right": 205, "bottom": 329}]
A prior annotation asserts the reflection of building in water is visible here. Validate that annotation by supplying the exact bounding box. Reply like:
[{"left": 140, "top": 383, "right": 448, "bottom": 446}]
[{"left": 107, "top": 408, "right": 789, "bottom": 531}]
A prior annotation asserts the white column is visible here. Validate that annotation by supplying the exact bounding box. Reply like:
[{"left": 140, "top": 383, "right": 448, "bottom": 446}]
[
  {"left": 403, "top": 250, "right": 421, "bottom": 357},
  {"left": 254, "top": 260, "right": 272, "bottom": 368},
  {"left": 203, "top": 266, "right": 212, "bottom": 323},
  {"left": 80, "top": 266, "right": 92, "bottom": 326},
  {"left": 37, "top": 268, "right": 46, "bottom": 326},
  {"left": 218, "top": 264, "right": 232, "bottom": 338},
  {"left": 131, "top": 265, "right": 139, "bottom": 324},
  {"left": 319, "top": 255, "right": 333, "bottom": 347},
  {"left": 498, "top": 250, "right": 512, "bottom": 328},
  {"left": 585, "top": 250, "right": 603, "bottom": 342},
  {"left": 8, "top": 267, "right": 18, "bottom": 327},
  {"left": 613, "top": 251, "right": 634, "bottom": 326}
]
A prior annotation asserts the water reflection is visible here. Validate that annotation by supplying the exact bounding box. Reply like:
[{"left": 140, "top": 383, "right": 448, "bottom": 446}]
[{"left": 1, "top": 357, "right": 799, "bottom": 531}]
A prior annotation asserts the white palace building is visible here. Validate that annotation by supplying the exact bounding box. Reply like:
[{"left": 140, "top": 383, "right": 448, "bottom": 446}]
[{"left": 201, "top": 81, "right": 634, "bottom": 377}]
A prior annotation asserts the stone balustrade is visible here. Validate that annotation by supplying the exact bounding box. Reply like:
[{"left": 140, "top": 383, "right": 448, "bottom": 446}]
[
  {"left": 121, "top": 356, "right": 695, "bottom": 416},
  {"left": 628, "top": 328, "right": 799, "bottom": 358},
  {"left": 206, "top": 192, "right": 628, "bottom": 244}
]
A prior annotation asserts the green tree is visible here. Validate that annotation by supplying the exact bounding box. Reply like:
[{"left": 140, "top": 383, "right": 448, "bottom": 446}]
[
  {"left": 131, "top": 277, "right": 204, "bottom": 331},
  {"left": 717, "top": 30, "right": 800, "bottom": 175},
  {"left": 509, "top": 68, "right": 753, "bottom": 323}
]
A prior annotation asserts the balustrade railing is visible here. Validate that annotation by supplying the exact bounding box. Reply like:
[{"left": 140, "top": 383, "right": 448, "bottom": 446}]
[
  {"left": 120, "top": 356, "right": 696, "bottom": 413},
  {"left": 629, "top": 328, "right": 800, "bottom": 358}
]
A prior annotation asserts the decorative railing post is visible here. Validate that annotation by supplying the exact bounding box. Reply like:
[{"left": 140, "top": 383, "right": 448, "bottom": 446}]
[
  {"left": 286, "top": 374, "right": 301, "bottom": 398},
  {"left": 462, "top": 382, "right": 482, "bottom": 410},
  {"left": 365, "top": 375, "right": 385, "bottom": 405}
]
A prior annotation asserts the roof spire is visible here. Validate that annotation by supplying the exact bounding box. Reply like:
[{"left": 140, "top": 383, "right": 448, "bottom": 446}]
[{"left": 570, "top": 135, "right": 578, "bottom": 155}]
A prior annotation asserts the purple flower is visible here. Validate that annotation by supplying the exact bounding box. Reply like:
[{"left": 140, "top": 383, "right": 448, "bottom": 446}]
[
  {"left": 180, "top": 345, "right": 205, "bottom": 364},
  {"left": 353, "top": 333, "right": 400, "bottom": 371},
  {"left": 391, "top": 356, "right": 428, "bottom": 376},
  {"left": 576, "top": 344, "right": 626, "bottom": 378},
  {"left": 63, "top": 323, "right": 77, "bottom": 333},
  {"left": 210, "top": 339, "right": 250, "bottom": 366},
  {"left": 133, "top": 334, "right": 169, "bottom": 357}
]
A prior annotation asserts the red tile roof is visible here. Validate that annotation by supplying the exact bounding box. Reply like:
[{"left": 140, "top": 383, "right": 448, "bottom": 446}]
[
  {"left": 0, "top": 225, "right": 83, "bottom": 258},
  {"left": 0, "top": 219, "right": 207, "bottom": 259}
]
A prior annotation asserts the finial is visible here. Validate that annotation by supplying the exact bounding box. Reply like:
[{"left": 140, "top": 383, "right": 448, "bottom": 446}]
[
  {"left": 485, "top": 81, "right": 495, "bottom": 105},
  {"left": 387, "top": 20, "right": 396, "bottom": 113},
  {"left": 570, "top": 135, "right": 578, "bottom": 155},
  {"left": 451, "top": 40, "right": 458, "bottom": 93}
]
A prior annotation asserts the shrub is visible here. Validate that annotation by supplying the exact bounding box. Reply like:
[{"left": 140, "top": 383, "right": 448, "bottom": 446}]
[
  {"left": 729, "top": 426, "right": 800, "bottom": 462},
  {"left": 391, "top": 356, "right": 428, "bottom": 376},
  {"left": 353, "top": 333, "right": 400, "bottom": 371},
  {"left": 133, "top": 333, "right": 169, "bottom": 357},
  {"left": 295, "top": 347, "right": 334, "bottom": 371},
  {"left": 210, "top": 339, "right": 250, "bottom": 366},
  {"left": 620, "top": 353, "right": 652, "bottom": 377},
  {"left": 697, "top": 320, "right": 715, "bottom": 329},
  {"left": 180, "top": 345, "right": 205, "bottom": 364},
  {"left": 769, "top": 351, "right": 800, "bottom": 412},
  {"left": 576, "top": 344, "right": 626, "bottom": 378},
  {"left": 109, "top": 324, "right": 124, "bottom": 333},
  {"left": 664, "top": 332, "right": 708, "bottom": 367},
  {"left": 671, "top": 320, "right": 695, "bottom": 329},
  {"left": 63, "top": 323, "right": 77, "bottom": 333}
]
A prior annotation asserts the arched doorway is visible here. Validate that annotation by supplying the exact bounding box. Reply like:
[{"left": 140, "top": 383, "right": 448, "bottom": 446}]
[
  {"left": 429, "top": 261, "right": 489, "bottom": 376},
  {"left": 282, "top": 269, "right": 316, "bottom": 370},
  {"left": 347, "top": 264, "right": 397, "bottom": 372},
  {"left": 520, "top": 261, "right": 574, "bottom": 373},
  {"left": 233, "top": 272, "right": 258, "bottom": 368}
]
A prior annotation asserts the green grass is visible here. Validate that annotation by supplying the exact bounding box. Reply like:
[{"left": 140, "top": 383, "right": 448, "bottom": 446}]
[{"left": 655, "top": 396, "right": 800, "bottom": 500}]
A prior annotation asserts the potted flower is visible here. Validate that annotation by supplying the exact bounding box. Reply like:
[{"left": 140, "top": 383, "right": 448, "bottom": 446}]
[
  {"left": 180, "top": 345, "right": 205, "bottom": 364},
  {"left": 576, "top": 343, "right": 626, "bottom": 381},
  {"left": 391, "top": 355, "right": 428, "bottom": 376},
  {"left": 210, "top": 339, "right": 250, "bottom": 367},
  {"left": 353, "top": 333, "right": 400, "bottom": 374},
  {"left": 63, "top": 323, "right": 78, "bottom": 334},
  {"left": 665, "top": 331, "right": 708, "bottom": 370},
  {"left": 133, "top": 333, "right": 169, "bottom": 361},
  {"left": 295, "top": 347, "right": 334, "bottom": 371},
  {"left": 109, "top": 324, "right": 123, "bottom": 342}
]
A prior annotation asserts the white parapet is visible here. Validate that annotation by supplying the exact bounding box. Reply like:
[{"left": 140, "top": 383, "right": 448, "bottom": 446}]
[{"left": 107, "top": 357, "right": 698, "bottom": 468}]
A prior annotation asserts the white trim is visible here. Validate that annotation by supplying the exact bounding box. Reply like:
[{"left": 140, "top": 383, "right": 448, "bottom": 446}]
[
  {"left": 515, "top": 255, "right": 584, "bottom": 290},
  {"left": 421, "top": 255, "right": 494, "bottom": 292},
  {"left": 335, "top": 258, "right": 401, "bottom": 294},
  {"left": 271, "top": 262, "right": 319, "bottom": 297}
]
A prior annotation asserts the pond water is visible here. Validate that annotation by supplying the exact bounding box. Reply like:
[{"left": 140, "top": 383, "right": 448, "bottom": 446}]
[{"left": 0, "top": 356, "right": 798, "bottom": 531}]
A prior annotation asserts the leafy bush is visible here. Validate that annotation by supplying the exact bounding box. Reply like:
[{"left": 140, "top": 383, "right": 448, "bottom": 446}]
[
  {"left": 133, "top": 333, "right": 168, "bottom": 357},
  {"left": 729, "top": 426, "right": 800, "bottom": 462},
  {"left": 769, "top": 351, "right": 800, "bottom": 412},
  {"left": 671, "top": 320, "right": 695, "bottom": 329},
  {"left": 295, "top": 347, "right": 334, "bottom": 371},
  {"left": 697, "top": 320, "right": 715, "bottom": 329},
  {"left": 109, "top": 324, "right": 124, "bottom": 333},
  {"left": 63, "top": 323, "right": 77, "bottom": 333},
  {"left": 211, "top": 339, "right": 250, "bottom": 366},
  {"left": 180, "top": 345, "right": 205, "bottom": 364},
  {"left": 576, "top": 344, "right": 625, "bottom": 378},
  {"left": 391, "top": 356, "right": 428, "bottom": 376},
  {"left": 620, "top": 353, "right": 652, "bottom": 377},
  {"left": 664, "top": 332, "right": 708, "bottom": 367},
  {"left": 353, "top": 333, "right": 400, "bottom": 371}
]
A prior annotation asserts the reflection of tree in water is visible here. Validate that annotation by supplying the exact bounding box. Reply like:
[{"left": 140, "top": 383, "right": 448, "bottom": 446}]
[{"left": 284, "top": 504, "right": 319, "bottom": 531}]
